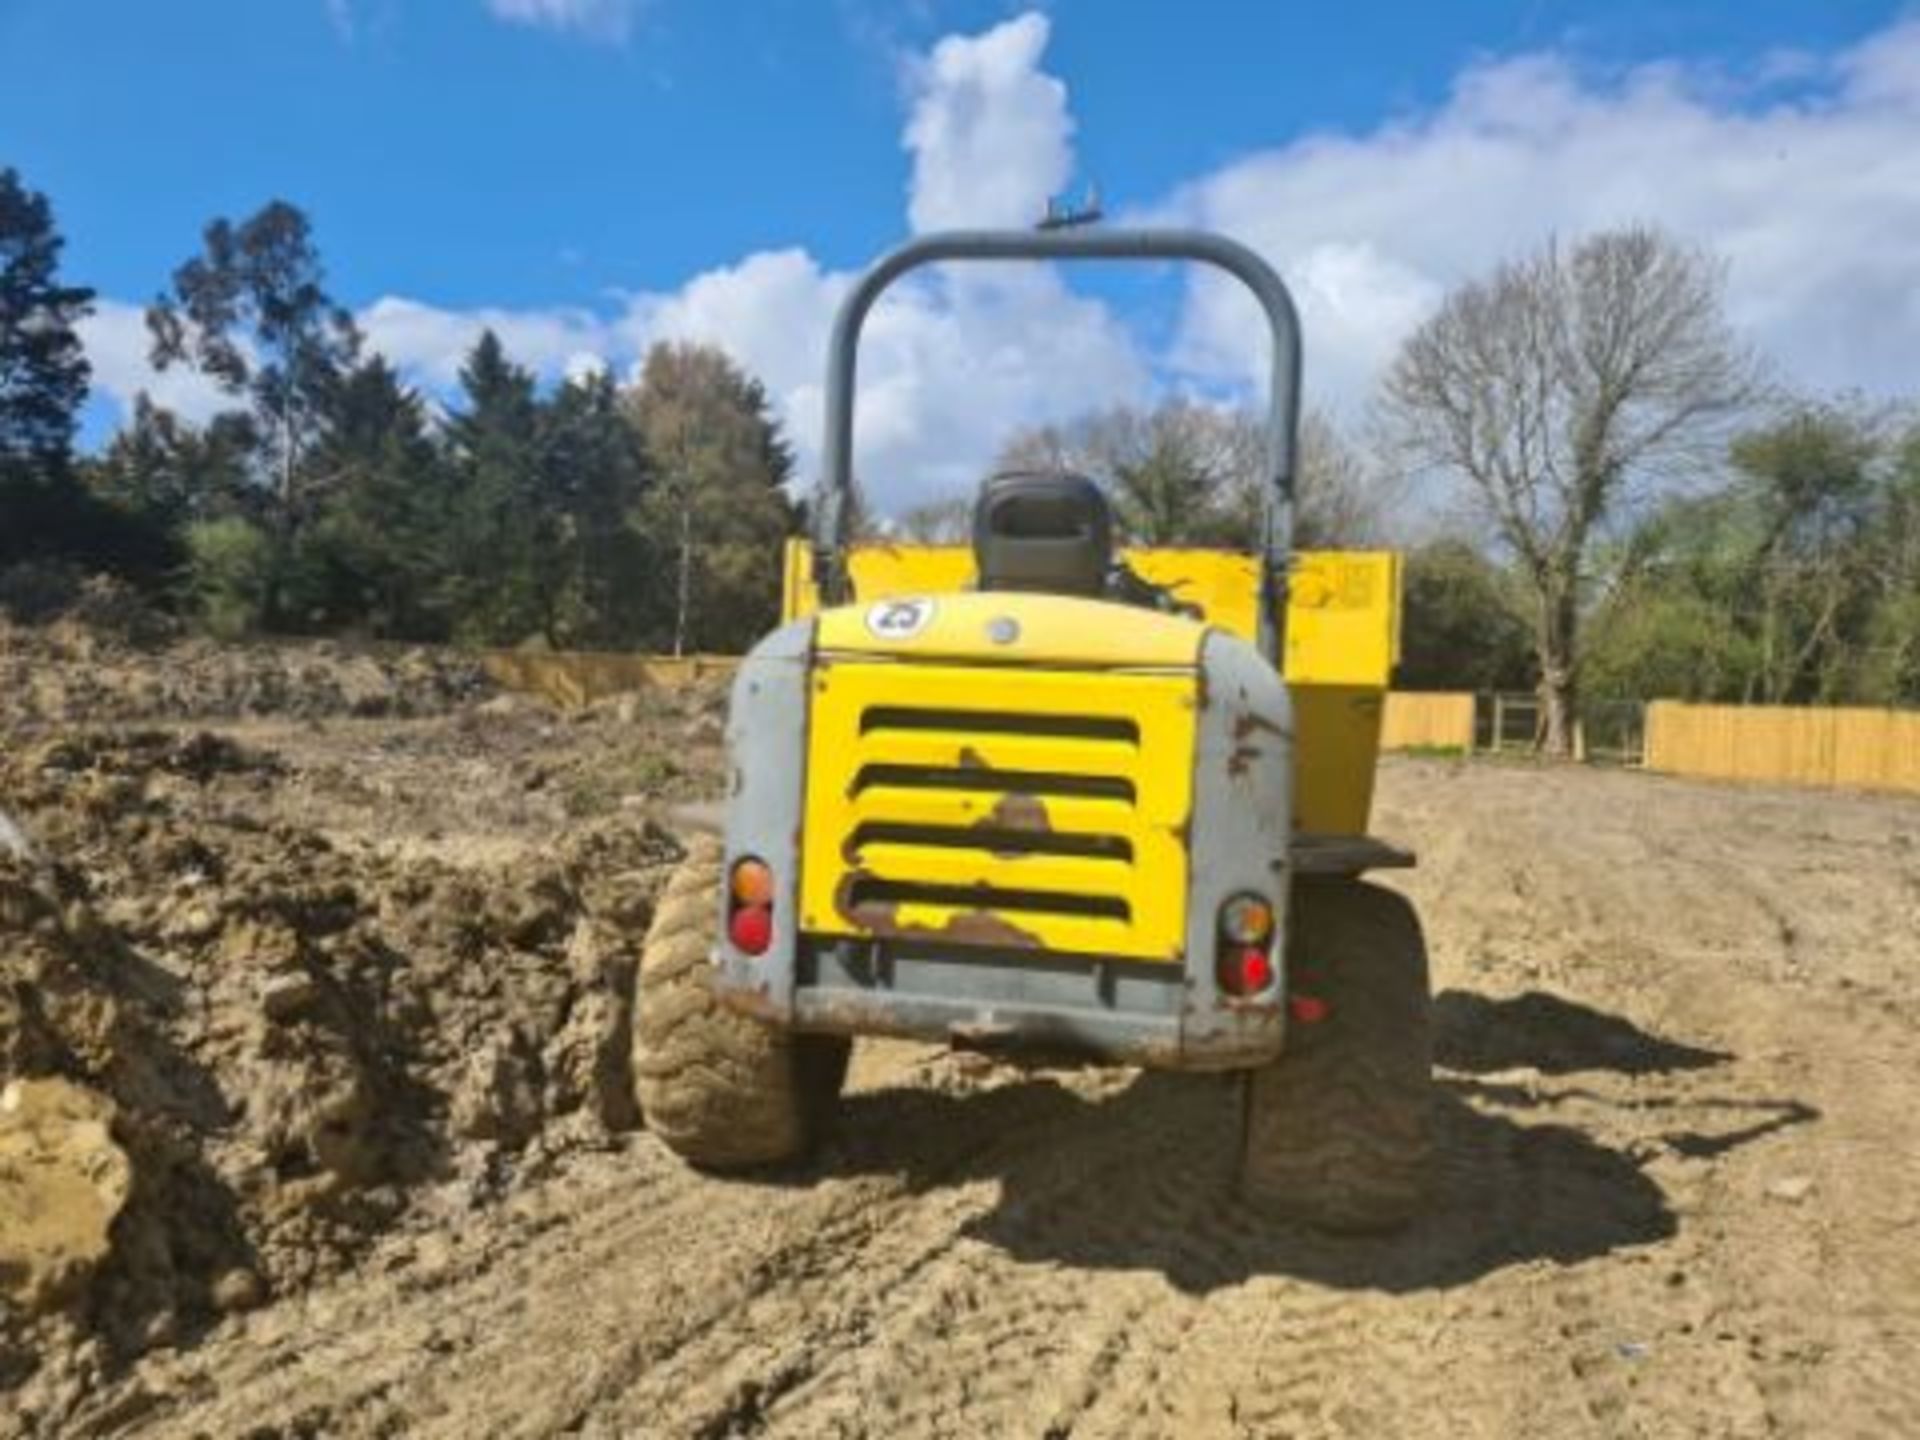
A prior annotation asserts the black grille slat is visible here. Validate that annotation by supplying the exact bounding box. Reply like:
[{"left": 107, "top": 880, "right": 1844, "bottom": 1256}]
[
  {"left": 847, "top": 821, "right": 1133, "bottom": 862},
  {"left": 852, "top": 764, "right": 1136, "bottom": 802},
  {"left": 860, "top": 707, "right": 1139, "bottom": 744},
  {"left": 845, "top": 878, "right": 1130, "bottom": 922}
]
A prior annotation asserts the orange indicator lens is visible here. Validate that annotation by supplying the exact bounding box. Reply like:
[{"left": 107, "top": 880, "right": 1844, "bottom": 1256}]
[
  {"left": 1219, "top": 894, "right": 1274, "bottom": 945},
  {"left": 730, "top": 858, "right": 774, "bottom": 907}
]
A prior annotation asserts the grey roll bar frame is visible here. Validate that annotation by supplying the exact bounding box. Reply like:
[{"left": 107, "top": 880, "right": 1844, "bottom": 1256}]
[{"left": 813, "top": 227, "right": 1303, "bottom": 660}]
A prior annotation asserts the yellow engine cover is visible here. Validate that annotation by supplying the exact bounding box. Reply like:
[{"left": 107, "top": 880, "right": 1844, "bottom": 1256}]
[
  {"left": 815, "top": 590, "right": 1206, "bottom": 669},
  {"left": 799, "top": 647, "right": 1199, "bottom": 962}
]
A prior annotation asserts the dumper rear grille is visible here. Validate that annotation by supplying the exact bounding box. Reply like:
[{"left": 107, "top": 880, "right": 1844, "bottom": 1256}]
[{"left": 800, "top": 666, "right": 1196, "bottom": 962}]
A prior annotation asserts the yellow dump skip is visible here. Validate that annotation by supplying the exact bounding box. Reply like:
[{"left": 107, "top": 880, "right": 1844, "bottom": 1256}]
[{"left": 783, "top": 539, "right": 1400, "bottom": 837}]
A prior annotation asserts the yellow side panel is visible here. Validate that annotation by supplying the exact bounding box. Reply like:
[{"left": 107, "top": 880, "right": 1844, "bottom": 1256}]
[
  {"left": 1293, "top": 686, "right": 1385, "bottom": 835},
  {"left": 784, "top": 541, "right": 973, "bottom": 621},
  {"left": 1285, "top": 551, "right": 1401, "bottom": 688},
  {"left": 1285, "top": 551, "right": 1398, "bottom": 834},
  {"left": 800, "top": 661, "right": 1197, "bottom": 961},
  {"left": 1115, "top": 550, "right": 1261, "bottom": 643},
  {"left": 851, "top": 543, "right": 975, "bottom": 602}
]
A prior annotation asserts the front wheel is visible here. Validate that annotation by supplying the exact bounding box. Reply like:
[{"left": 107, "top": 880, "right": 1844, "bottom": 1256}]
[
  {"left": 1239, "top": 880, "right": 1434, "bottom": 1232},
  {"left": 631, "top": 837, "right": 849, "bottom": 1168}
]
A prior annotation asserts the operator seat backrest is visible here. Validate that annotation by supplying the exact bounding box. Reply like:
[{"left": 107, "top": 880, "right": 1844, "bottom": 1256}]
[{"left": 972, "top": 470, "right": 1115, "bottom": 598}]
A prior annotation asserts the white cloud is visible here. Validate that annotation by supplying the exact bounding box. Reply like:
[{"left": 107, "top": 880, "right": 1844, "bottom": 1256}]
[
  {"left": 80, "top": 13, "right": 1920, "bottom": 516},
  {"left": 562, "top": 351, "right": 610, "bottom": 384},
  {"left": 484, "top": 0, "right": 645, "bottom": 43},
  {"left": 1153, "top": 20, "right": 1920, "bottom": 417},
  {"left": 903, "top": 12, "right": 1072, "bottom": 233},
  {"left": 77, "top": 301, "right": 239, "bottom": 427},
  {"left": 357, "top": 296, "right": 613, "bottom": 388}
]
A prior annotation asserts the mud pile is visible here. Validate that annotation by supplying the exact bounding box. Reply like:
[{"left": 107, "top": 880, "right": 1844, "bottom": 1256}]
[
  {"left": 0, "top": 730, "right": 682, "bottom": 1409},
  {"left": 0, "top": 1079, "right": 131, "bottom": 1315},
  {"left": 0, "top": 612, "right": 494, "bottom": 728}
]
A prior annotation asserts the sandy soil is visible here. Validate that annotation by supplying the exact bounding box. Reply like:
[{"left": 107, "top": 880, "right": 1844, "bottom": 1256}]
[{"left": 4, "top": 631, "right": 1919, "bottom": 1436}]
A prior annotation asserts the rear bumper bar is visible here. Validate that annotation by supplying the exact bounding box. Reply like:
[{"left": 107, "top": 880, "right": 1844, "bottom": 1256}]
[{"left": 718, "top": 937, "right": 1285, "bottom": 1072}]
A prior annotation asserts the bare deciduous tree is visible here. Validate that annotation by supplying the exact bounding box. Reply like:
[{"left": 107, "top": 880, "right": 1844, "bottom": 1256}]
[
  {"left": 991, "top": 399, "right": 1386, "bottom": 550},
  {"left": 1381, "top": 227, "right": 1757, "bottom": 754},
  {"left": 893, "top": 495, "right": 974, "bottom": 543}
]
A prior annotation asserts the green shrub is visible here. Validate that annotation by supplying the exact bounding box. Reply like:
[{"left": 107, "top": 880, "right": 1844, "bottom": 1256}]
[{"left": 183, "top": 518, "right": 274, "bottom": 639}]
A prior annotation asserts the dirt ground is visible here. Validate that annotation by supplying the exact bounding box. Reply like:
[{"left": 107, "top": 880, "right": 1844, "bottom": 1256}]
[{"left": 4, "top": 623, "right": 1919, "bottom": 1438}]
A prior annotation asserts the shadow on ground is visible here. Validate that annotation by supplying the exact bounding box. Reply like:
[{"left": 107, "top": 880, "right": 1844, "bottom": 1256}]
[
  {"left": 799, "top": 988, "right": 1815, "bottom": 1296},
  {"left": 1433, "top": 988, "right": 1732, "bottom": 1075}
]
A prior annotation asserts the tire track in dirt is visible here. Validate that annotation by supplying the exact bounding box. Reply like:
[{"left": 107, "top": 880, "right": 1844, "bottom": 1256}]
[
  {"left": 739, "top": 1074, "right": 1218, "bottom": 1438},
  {"left": 1054, "top": 1077, "right": 1658, "bottom": 1438},
  {"left": 584, "top": 1066, "right": 1163, "bottom": 1435}
]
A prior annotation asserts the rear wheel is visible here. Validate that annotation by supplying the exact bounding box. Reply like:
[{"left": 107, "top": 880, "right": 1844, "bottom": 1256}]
[
  {"left": 1239, "top": 880, "right": 1433, "bottom": 1232},
  {"left": 632, "top": 837, "right": 849, "bottom": 1168}
]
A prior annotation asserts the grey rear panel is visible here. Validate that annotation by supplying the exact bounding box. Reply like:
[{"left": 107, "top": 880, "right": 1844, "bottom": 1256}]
[
  {"left": 713, "top": 619, "right": 813, "bottom": 1009},
  {"left": 710, "top": 621, "right": 1295, "bottom": 1070}
]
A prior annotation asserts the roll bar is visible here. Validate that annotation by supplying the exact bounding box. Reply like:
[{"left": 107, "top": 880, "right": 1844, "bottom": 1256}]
[{"left": 813, "top": 227, "right": 1303, "bottom": 660}]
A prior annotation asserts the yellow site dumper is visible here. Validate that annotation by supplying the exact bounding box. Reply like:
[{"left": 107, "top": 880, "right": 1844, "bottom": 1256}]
[{"left": 631, "top": 228, "right": 1432, "bottom": 1231}]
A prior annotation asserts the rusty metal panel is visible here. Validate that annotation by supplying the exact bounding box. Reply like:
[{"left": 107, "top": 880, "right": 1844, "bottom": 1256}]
[
  {"left": 711, "top": 619, "right": 814, "bottom": 1016},
  {"left": 1180, "top": 630, "right": 1293, "bottom": 1058}
]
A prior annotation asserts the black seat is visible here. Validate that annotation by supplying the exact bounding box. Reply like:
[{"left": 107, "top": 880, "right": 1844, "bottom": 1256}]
[{"left": 972, "top": 470, "right": 1115, "bottom": 598}]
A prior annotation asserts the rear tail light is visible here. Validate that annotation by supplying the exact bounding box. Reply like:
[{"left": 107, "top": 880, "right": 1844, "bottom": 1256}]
[
  {"left": 727, "top": 856, "right": 774, "bottom": 956},
  {"left": 1218, "top": 944, "right": 1275, "bottom": 997},
  {"left": 1216, "top": 892, "right": 1277, "bottom": 997}
]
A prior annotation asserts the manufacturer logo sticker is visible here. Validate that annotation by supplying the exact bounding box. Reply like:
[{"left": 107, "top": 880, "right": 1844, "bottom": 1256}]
[{"left": 865, "top": 597, "right": 936, "bottom": 641}]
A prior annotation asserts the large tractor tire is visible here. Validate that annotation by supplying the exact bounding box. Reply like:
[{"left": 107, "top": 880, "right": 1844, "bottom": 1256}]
[
  {"left": 1240, "top": 879, "right": 1434, "bottom": 1232},
  {"left": 632, "top": 837, "right": 850, "bottom": 1169}
]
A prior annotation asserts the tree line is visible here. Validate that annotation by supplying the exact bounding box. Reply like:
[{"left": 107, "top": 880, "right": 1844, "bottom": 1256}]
[
  {"left": 2, "top": 176, "right": 792, "bottom": 653},
  {"left": 4, "top": 166, "right": 1918, "bottom": 752}
]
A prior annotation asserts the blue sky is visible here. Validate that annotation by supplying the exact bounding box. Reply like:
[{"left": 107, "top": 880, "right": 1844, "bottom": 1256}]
[{"left": 4, "top": 1, "right": 1917, "bottom": 505}]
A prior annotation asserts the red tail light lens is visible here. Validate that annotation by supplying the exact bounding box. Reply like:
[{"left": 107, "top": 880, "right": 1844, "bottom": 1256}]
[
  {"left": 1218, "top": 945, "right": 1274, "bottom": 997},
  {"left": 728, "top": 903, "right": 772, "bottom": 955}
]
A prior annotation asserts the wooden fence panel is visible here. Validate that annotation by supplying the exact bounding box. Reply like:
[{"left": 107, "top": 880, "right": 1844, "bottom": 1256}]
[
  {"left": 1380, "top": 692, "right": 1476, "bottom": 752},
  {"left": 1646, "top": 701, "right": 1920, "bottom": 795},
  {"left": 480, "top": 652, "right": 738, "bottom": 709}
]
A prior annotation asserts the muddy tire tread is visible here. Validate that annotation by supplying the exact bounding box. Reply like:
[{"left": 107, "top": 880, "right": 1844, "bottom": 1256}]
[{"left": 632, "top": 837, "right": 847, "bottom": 1168}]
